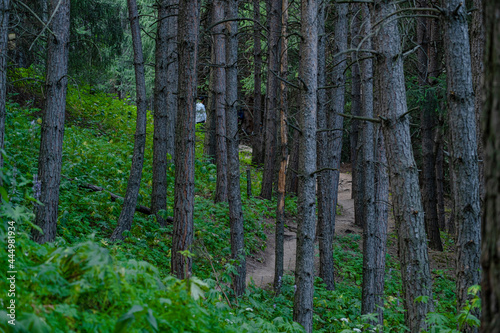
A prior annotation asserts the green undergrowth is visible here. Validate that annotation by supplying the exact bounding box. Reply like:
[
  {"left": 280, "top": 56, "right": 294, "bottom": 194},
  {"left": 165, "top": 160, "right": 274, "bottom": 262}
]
[{"left": 1, "top": 69, "right": 475, "bottom": 332}]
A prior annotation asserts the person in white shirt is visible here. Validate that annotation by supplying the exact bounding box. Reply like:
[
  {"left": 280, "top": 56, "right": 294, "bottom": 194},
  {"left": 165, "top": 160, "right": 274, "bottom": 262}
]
[{"left": 196, "top": 97, "right": 206, "bottom": 123}]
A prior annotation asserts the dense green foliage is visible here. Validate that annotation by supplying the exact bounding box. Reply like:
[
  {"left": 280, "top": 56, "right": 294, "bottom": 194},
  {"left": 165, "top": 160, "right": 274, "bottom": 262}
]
[{"left": 0, "top": 71, "right": 479, "bottom": 332}]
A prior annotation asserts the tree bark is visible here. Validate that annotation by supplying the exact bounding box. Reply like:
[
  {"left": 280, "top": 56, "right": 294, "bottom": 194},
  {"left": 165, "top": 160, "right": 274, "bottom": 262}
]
[
  {"left": 274, "top": 0, "right": 288, "bottom": 294},
  {"left": 213, "top": 0, "right": 228, "bottom": 203},
  {"left": 251, "top": 0, "right": 264, "bottom": 166},
  {"left": 32, "top": 0, "right": 70, "bottom": 244},
  {"left": 171, "top": 0, "right": 200, "bottom": 279},
  {"left": 360, "top": 2, "right": 379, "bottom": 319},
  {"left": 204, "top": 3, "right": 217, "bottom": 164},
  {"left": 151, "top": 0, "right": 178, "bottom": 226},
  {"left": 260, "top": 0, "right": 281, "bottom": 200},
  {"left": 442, "top": 0, "right": 481, "bottom": 327},
  {"left": 481, "top": 1, "right": 500, "bottom": 331},
  {"left": 417, "top": 0, "right": 443, "bottom": 251},
  {"left": 350, "top": 4, "right": 364, "bottom": 227},
  {"left": 293, "top": 0, "right": 317, "bottom": 330},
  {"left": 373, "top": 0, "right": 434, "bottom": 330},
  {"left": 110, "top": 0, "right": 148, "bottom": 242},
  {"left": 0, "top": 0, "right": 8, "bottom": 173},
  {"left": 316, "top": 0, "right": 334, "bottom": 291},
  {"left": 225, "top": 0, "right": 246, "bottom": 296}
]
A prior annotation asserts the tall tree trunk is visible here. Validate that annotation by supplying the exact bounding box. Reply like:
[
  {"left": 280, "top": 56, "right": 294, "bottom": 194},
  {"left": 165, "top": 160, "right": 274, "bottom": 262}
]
[
  {"left": 171, "top": 0, "right": 200, "bottom": 279},
  {"left": 442, "top": 0, "right": 481, "bottom": 327},
  {"left": 481, "top": 1, "right": 500, "bottom": 330},
  {"left": 110, "top": 0, "right": 148, "bottom": 241},
  {"left": 316, "top": 0, "right": 334, "bottom": 291},
  {"left": 151, "top": 0, "right": 178, "bottom": 226},
  {"left": 204, "top": 4, "right": 217, "bottom": 164},
  {"left": 225, "top": 0, "right": 246, "bottom": 296},
  {"left": 373, "top": 0, "right": 434, "bottom": 330},
  {"left": 32, "top": 0, "right": 70, "bottom": 244},
  {"left": 274, "top": 0, "right": 288, "bottom": 294},
  {"left": 251, "top": 0, "right": 264, "bottom": 166},
  {"left": 350, "top": 4, "right": 364, "bottom": 226},
  {"left": 213, "top": 0, "right": 228, "bottom": 203},
  {"left": 0, "top": 0, "right": 8, "bottom": 173},
  {"left": 286, "top": 126, "right": 299, "bottom": 195},
  {"left": 260, "top": 0, "right": 281, "bottom": 200},
  {"left": 360, "top": 2, "right": 378, "bottom": 319},
  {"left": 434, "top": 121, "right": 448, "bottom": 232},
  {"left": 471, "top": 0, "right": 484, "bottom": 205},
  {"left": 293, "top": 0, "right": 317, "bottom": 330},
  {"left": 417, "top": 0, "right": 443, "bottom": 251}
]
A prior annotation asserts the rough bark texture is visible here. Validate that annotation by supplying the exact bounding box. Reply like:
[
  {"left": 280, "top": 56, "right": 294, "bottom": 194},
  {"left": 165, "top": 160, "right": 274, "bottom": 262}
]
[
  {"left": 171, "top": 0, "right": 199, "bottom": 279},
  {"left": 151, "top": 0, "right": 178, "bottom": 226},
  {"left": 0, "top": 0, "right": 8, "bottom": 172},
  {"left": 286, "top": 127, "right": 299, "bottom": 195},
  {"left": 360, "top": 3, "right": 378, "bottom": 319},
  {"left": 212, "top": 0, "right": 228, "bottom": 203},
  {"left": 350, "top": 4, "right": 364, "bottom": 226},
  {"left": 32, "top": 0, "right": 70, "bottom": 244},
  {"left": 110, "top": 0, "right": 148, "bottom": 242},
  {"left": 316, "top": 0, "right": 334, "bottom": 291},
  {"left": 251, "top": 0, "right": 264, "bottom": 166},
  {"left": 481, "top": 1, "right": 500, "bottom": 331},
  {"left": 260, "top": 0, "right": 281, "bottom": 199},
  {"left": 471, "top": 0, "right": 484, "bottom": 204},
  {"left": 293, "top": 0, "right": 317, "bottom": 330},
  {"left": 225, "top": 0, "right": 246, "bottom": 296},
  {"left": 442, "top": 0, "right": 481, "bottom": 327},
  {"left": 204, "top": 4, "right": 217, "bottom": 164},
  {"left": 274, "top": 0, "right": 288, "bottom": 294},
  {"left": 417, "top": 0, "right": 443, "bottom": 251},
  {"left": 373, "top": 0, "right": 434, "bottom": 330},
  {"left": 434, "top": 123, "right": 447, "bottom": 232}
]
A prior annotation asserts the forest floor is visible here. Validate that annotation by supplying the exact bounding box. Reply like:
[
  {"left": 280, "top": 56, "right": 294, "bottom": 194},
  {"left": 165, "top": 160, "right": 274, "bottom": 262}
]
[{"left": 246, "top": 169, "right": 455, "bottom": 288}]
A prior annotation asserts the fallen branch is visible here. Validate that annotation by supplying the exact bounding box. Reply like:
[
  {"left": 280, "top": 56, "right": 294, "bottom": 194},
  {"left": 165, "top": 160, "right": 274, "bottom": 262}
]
[{"left": 63, "top": 176, "right": 173, "bottom": 222}]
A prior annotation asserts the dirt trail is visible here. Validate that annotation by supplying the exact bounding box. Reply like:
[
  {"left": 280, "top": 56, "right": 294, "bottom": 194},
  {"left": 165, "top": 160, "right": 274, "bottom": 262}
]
[{"left": 246, "top": 173, "right": 361, "bottom": 287}]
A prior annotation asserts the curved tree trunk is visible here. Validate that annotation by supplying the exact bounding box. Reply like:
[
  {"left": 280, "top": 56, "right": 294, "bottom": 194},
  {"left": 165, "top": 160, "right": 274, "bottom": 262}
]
[
  {"left": 293, "top": 0, "right": 317, "bottom": 330},
  {"left": 373, "top": 0, "right": 434, "bottom": 330},
  {"left": 110, "top": 0, "right": 148, "bottom": 241},
  {"left": 151, "top": 0, "right": 178, "bottom": 226},
  {"left": 442, "top": 0, "right": 481, "bottom": 328},
  {"left": 32, "top": 0, "right": 70, "bottom": 244},
  {"left": 171, "top": 0, "right": 200, "bottom": 279}
]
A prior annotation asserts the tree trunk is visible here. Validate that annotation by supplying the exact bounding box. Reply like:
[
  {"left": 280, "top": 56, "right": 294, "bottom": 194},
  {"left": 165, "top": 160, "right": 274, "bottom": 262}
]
[
  {"left": 151, "top": 0, "right": 178, "bottom": 226},
  {"left": 471, "top": 0, "right": 484, "bottom": 205},
  {"left": 225, "top": 0, "right": 246, "bottom": 296},
  {"left": 0, "top": 0, "right": 8, "bottom": 173},
  {"left": 260, "top": 0, "right": 281, "bottom": 200},
  {"left": 417, "top": 0, "right": 443, "bottom": 251},
  {"left": 251, "top": 0, "right": 264, "bottom": 166},
  {"left": 213, "top": 0, "right": 228, "bottom": 203},
  {"left": 110, "top": 0, "right": 148, "bottom": 242},
  {"left": 434, "top": 122, "right": 448, "bottom": 232},
  {"left": 274, "top": 0, "right": 288, "bottom": 294},
  {"left": 316, "top": 0, "right": 334, "bottom": 291},
  {"left": 360, "top": 2, "right": 378, "bottom": 319},
  {"left": 293, "top": 0, "right": 317, "bottom": 330},
  {"left": 204, "top": 4, "right": 217, "bottom": 164},
  {"left": 373, "top": 0, "right": 434, "bottom": 330},
  {"left": 481, "top": 1, "right": 500, "bottom": 330},
  {"left": 442, "top": 0, "right": 481, "bottom": 328},
  {"left": 171, "top": 0, "right": 200, "bottom": 279},
  {"left": 32, "top": 0, "right": 70, "bottom": 244},
  {"left": 350, "top": 4, "right": 364, "bottom": 226},
  {"left": 286, "top": 126, "right": 299, "bottom": 195}
]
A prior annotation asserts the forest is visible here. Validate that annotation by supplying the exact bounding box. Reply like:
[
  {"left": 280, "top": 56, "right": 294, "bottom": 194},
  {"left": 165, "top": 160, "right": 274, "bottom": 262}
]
[{"left": 0, "top": 0, "right": 499, "bottom": 332}]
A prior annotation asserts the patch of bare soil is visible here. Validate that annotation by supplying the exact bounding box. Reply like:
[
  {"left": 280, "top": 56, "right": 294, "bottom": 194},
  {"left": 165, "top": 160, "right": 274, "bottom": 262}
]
[
  {"left": 246, "top": 173, "right": 361, "bottom": 288},
  {"left": 245, "top": 171, "right": 455, "bottom": 288}
]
